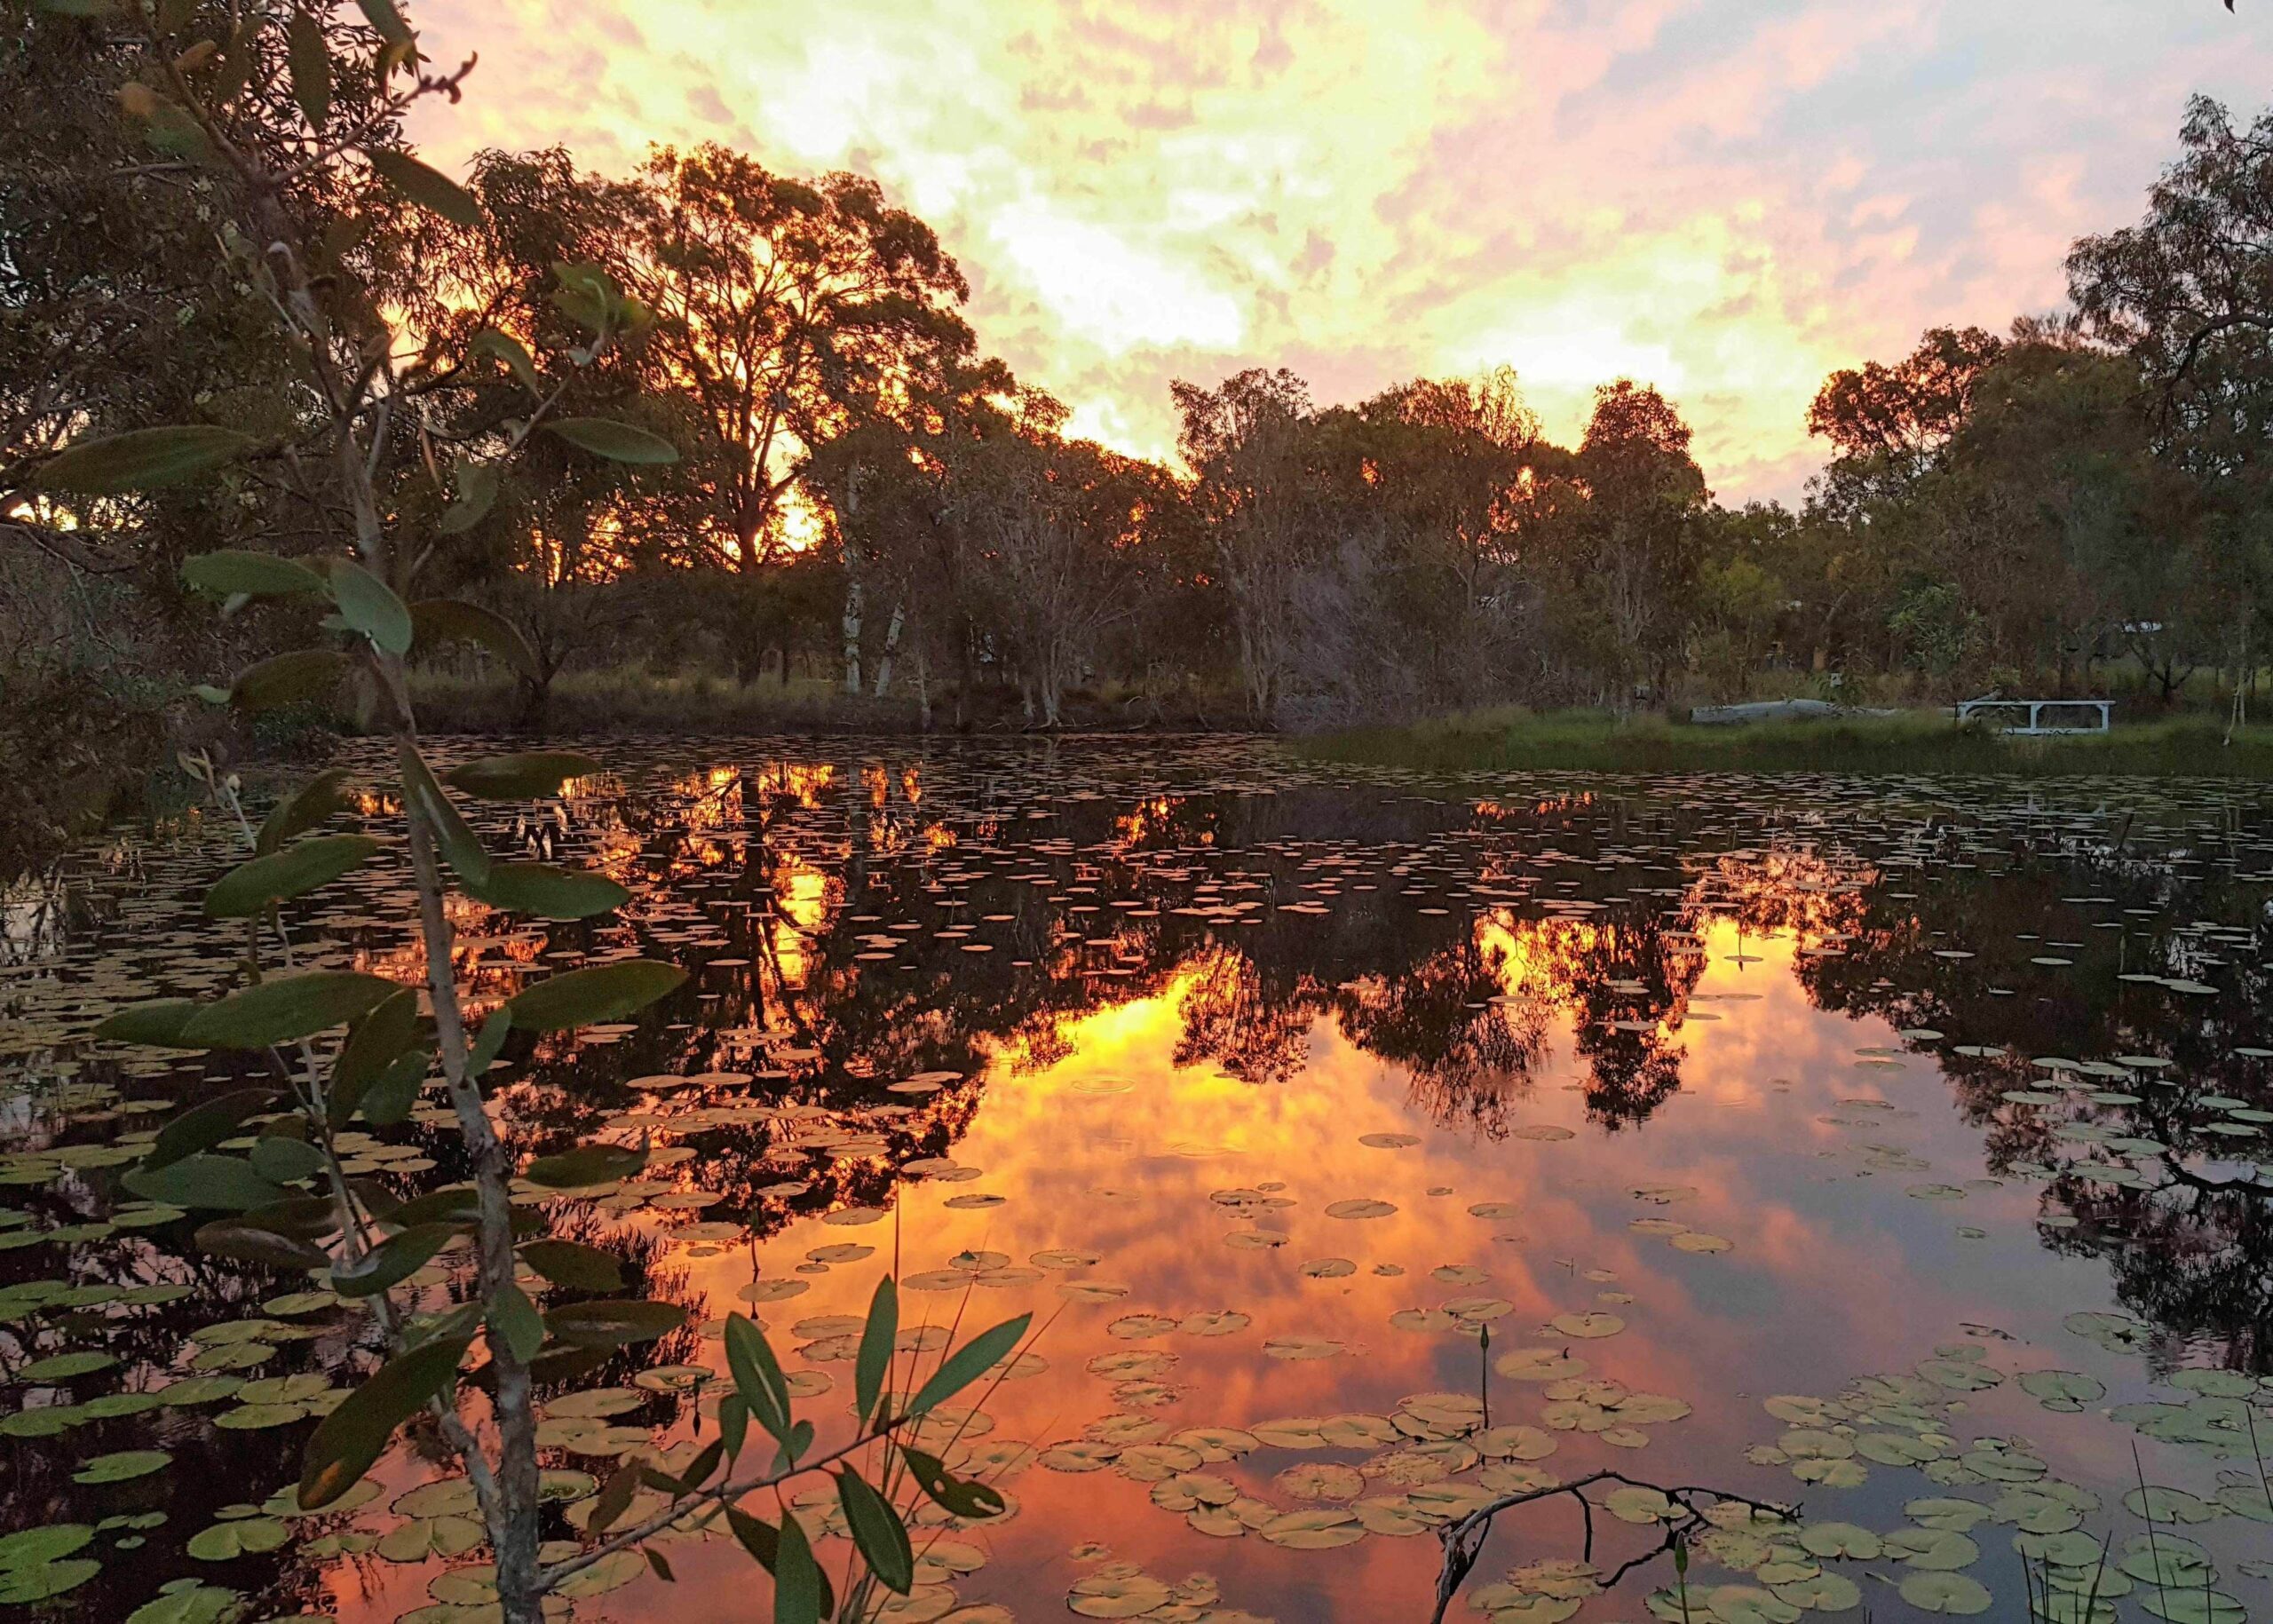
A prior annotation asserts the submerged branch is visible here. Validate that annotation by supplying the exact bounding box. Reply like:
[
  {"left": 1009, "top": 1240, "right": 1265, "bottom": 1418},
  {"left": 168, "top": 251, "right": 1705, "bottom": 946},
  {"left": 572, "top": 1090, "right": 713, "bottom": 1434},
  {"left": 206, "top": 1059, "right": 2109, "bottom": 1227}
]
[{"left": 1429, "top": 1470, "right": 1795, "bottom": 1624}]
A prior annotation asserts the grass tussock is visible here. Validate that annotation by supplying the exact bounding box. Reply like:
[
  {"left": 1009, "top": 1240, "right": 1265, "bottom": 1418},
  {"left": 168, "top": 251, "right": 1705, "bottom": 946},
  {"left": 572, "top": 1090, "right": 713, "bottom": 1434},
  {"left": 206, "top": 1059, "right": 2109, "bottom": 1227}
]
[{"left": 1298, "top": 707, "right": 2273, "bottom": 778}]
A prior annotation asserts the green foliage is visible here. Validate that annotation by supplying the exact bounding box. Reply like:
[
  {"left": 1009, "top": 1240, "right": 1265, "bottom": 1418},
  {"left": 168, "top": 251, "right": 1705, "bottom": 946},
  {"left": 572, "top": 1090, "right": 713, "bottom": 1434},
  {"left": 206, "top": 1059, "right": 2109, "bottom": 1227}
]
[
  {"left": 328, "top": 559, "right": 416, "bottom": 655},
  {"left": 523, "top": 1142, "right": 647, "bottom": 1188},
  {"left": 178, "top": 970, "right": 401, "bottom": 1049},
  {"left": 545, "top": 417, "right": 681, "bottom": 464},
  {"left": 409, "top": 599, "right": 543, "bottom": 680},
  {"left": 542, "top": 1299, "right": 685, "bottom": 1348},
  {"left": 182, "top": 550, "right": 326, "bottom": 598},
  {"left": 399, "top": 747, "right": 492, "bottom": 885},
  {"left": 121, "top": 1153, "right": 289, "bottom": 1211},
  {"left": 36, "top": 425, "right": 255, "bottom": 493},
  {"left": 202, "top": 833, "right": 380, "bottom": 917},
  {"left": 853, "top": 1275, "right": 897, "bottom": 1423},
  {"left": 330, "top": 1224, "right": 455, "bottom": 1298},
  {"left": 908, "top": 1311, "right": 1030, "bottom": 1414},
  {"left": 146, "top": 1087, "right": 277, "bottom": 1169},
  {"left": 517, "top": 1239, "right": 624, "bottom": 1292},
  {"left": 366, "top": 148, "right": 483, "bottom": 228},
  {"left": 445, "top": 750, "right": 601, "bottom": 798},
  {"left": 94, "top": 998, "right": 202, "bottom": 1048},
  {"left": 256, "top": 768, "right": 353, "bottom": 853},
  {"left": 223, "top": 649, "right": 350, "bottom": 712},
  {"left": 298, "top": 1335, "right": 471, "bottom": 1509},
  {"left": 835, "top": 1469, "right": 913, "bottom": 1594},
  {"left": 468, "top": 861, "right": 629, "bottom": 919},
  {"left": 503, "top": 959, "right": 686, "bottom": 1030}
]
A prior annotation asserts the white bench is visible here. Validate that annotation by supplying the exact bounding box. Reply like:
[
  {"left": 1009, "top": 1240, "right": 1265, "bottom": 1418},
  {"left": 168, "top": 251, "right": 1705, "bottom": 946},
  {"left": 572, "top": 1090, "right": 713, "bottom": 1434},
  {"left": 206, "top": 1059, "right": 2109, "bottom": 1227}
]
[{"left": 1954, "top": 698, "right": 2112, "bottom": 735}]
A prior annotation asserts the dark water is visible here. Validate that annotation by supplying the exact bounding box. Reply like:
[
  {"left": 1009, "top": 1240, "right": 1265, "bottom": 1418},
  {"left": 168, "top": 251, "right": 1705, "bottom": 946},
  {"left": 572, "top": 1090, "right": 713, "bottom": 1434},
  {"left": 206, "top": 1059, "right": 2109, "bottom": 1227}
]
[{"left": 1, "top": 739, "right": 2269, "bottom": 1624}]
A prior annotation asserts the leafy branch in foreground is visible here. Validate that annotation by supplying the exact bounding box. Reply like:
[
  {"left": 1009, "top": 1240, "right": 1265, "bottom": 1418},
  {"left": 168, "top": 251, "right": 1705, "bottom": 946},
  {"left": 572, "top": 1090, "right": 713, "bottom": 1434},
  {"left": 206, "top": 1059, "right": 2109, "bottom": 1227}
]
[{"left": 46, "top": 2, "right": 1026, "bottom": 1620}]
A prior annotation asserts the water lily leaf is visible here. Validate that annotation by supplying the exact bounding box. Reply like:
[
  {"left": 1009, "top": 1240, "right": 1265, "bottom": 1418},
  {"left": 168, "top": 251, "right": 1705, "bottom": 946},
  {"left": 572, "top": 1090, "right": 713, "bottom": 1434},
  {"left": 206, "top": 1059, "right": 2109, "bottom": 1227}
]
[
  {"left": 72, "top": 1449, "right": 170, "bottom": 1484},
  {"left": 543, "top": 1299, "right": 685, "bottom": 1349},
  {"left": 517, "top": 1240, "right": 623, "bottom": 1293},
  {"left": 0, "top": 1558, "right": 100, "bottom": 1602},
  {"left": 2017, "top": 1369, "right": 2103, "bottom": 1411},
  {"left": 1897, "top": 1573, "right": 1992, "bottom": 1615},
  {"left": 524, "top": 1142, "right": 646, "bottom": 1188}
]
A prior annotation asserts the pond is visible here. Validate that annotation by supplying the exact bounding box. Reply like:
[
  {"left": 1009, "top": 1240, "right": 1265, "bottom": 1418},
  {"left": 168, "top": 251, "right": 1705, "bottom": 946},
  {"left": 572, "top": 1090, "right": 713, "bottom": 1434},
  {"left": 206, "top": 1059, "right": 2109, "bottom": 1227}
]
[{"left": 2, "top": 737, "right": 2270, "bottom": 1624}]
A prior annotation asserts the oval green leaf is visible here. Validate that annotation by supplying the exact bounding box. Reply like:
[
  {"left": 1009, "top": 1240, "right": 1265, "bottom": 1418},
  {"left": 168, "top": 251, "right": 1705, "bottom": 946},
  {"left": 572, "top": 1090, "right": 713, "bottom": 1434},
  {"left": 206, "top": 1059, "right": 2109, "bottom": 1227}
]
[
  {"left": 503, "top": 960, "right": 685, "bottom": 1032},
  {"left": 299, "top": 1335, "right": 471, "bottom": 1509},
  {"left": 37, "top": 425, "right": 255, "bottom": 494},
  {"left": 179, "top": 970, "right": 401, "bottom": 1049},
  {"left": 546, "top": 417, "right": 679, "bottom": 464},
  {"left": 203, "top": 834, "right": 379, "bottom": 918}
]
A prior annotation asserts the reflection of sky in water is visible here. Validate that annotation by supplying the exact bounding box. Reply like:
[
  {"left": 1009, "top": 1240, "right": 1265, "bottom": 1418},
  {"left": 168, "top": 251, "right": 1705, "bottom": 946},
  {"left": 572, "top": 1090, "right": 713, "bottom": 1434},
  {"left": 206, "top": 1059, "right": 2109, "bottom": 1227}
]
[{"left": 8, "top": 742, "right": 2271, "bottom": 1624}]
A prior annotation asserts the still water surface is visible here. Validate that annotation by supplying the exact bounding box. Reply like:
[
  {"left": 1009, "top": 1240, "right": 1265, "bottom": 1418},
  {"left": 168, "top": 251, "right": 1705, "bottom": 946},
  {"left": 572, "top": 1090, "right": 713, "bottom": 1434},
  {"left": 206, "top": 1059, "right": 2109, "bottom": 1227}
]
[{"left": 2, "top": 739, "right": 2269, "bottom": 1624}]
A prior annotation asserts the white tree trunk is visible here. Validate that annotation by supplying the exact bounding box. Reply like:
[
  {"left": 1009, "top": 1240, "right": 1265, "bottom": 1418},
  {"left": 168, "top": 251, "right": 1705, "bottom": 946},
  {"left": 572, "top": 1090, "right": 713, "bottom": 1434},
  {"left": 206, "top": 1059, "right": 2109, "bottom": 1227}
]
[
  {"left": 841, "top": 574, "right": 865, "bottom": 696},
  {"left": 873, "top": 600, "right": 905, "bottom": 697}
]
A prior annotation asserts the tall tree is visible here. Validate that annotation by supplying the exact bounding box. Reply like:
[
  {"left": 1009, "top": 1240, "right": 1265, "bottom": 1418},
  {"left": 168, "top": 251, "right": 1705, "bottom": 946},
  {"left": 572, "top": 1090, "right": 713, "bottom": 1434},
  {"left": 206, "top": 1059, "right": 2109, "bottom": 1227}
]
[
  {"left": 1564, "top": 380, "right": 1709, "bottom": 704},
  {"left": 2071, "top": 95, "right": 2273, "bottom": 709},
  {"left": 635, "top": 146, "right": 977, "bottom": 571},
  {"left": 1171, "top": 368, "right": 1324, "bottom": 723}
]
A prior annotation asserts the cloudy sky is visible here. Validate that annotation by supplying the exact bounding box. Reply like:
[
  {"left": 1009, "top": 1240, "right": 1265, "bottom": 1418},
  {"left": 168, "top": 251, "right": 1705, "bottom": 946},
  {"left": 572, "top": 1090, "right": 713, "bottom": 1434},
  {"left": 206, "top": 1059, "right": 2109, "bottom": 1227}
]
[{"left": 411, "top": 0, "right": 2271, "bottom": 503}]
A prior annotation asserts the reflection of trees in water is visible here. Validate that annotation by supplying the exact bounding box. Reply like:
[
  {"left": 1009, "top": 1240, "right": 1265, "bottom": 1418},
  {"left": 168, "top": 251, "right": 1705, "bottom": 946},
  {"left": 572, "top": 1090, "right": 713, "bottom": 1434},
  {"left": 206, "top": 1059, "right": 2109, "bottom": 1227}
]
[
  {"left": 420, "top": 760, "right": 2273, "bottom": 1369},
  {"left": 1786, "top": 843, "right": 2273, "bottom": 1373},
  {"left": 1333, "top": 935, "right": 1550, "bottom": 1139},
  {"left": 1174, "top": 946, "right": 1318, "bottom": 1087},
  {"left": 2051, "top": 1167, "right": 2272, "bottom": 1374}
]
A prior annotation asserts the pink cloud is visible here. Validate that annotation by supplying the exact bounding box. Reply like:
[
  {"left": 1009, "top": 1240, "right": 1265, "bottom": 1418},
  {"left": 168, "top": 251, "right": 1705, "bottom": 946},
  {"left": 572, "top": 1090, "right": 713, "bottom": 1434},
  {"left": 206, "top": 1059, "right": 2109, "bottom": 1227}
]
[{"left": 409, "top": 0, "right": 2273, "bottom": 501}]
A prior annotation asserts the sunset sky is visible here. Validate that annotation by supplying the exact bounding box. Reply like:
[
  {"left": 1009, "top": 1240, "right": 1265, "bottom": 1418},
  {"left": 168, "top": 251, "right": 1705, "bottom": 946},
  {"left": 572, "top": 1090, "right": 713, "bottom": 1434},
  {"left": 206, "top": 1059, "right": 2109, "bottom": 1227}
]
[{"left": 412, "top": 0, "right": 2272, "bottom": 503}]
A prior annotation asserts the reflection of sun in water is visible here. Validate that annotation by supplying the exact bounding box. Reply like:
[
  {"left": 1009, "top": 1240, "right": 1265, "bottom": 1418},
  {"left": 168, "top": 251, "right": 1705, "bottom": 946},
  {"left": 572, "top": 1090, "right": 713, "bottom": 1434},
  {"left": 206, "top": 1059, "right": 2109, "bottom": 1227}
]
[{"left": 770, "top": 858, "right": 836, "bottom": 985}]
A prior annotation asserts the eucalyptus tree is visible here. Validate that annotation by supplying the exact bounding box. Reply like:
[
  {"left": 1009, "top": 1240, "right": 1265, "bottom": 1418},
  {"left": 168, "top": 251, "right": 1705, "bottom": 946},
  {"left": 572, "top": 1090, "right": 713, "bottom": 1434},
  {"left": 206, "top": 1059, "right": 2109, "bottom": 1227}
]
[
  {"left": 1171, "top": 368, "right": 1328, "bottom": 724},
  {"left": 2071, "top": 93, "right": 2273, "bottom": 716},
  {"left": 633, "top": 145, "right": 980, "bottom": 575},
  {"left": 24, "top": 4, "right": 1026, "bottom": 1622}
]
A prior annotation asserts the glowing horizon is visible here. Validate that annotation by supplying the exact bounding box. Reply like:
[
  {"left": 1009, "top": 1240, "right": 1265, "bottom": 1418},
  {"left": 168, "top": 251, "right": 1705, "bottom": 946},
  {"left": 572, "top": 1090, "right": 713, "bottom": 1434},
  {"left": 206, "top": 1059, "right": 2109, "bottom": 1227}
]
[{"left": 411, "top": 0, "right": 2273, "bottom": 503}]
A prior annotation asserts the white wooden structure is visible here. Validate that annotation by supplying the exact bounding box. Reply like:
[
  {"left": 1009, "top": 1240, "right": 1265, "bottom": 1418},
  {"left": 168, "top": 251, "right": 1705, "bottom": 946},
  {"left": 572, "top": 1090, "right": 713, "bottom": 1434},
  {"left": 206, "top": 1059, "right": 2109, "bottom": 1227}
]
[{"left": 1954, "top": 697, "right": 2113, "bottom": 735}]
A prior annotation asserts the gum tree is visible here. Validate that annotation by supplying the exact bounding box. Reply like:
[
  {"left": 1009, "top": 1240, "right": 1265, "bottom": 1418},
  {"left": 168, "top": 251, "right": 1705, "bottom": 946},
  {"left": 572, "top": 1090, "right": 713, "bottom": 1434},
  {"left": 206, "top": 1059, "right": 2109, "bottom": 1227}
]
[{"left": 28, "top": 4, "right": 1026, "bottom": 1620}]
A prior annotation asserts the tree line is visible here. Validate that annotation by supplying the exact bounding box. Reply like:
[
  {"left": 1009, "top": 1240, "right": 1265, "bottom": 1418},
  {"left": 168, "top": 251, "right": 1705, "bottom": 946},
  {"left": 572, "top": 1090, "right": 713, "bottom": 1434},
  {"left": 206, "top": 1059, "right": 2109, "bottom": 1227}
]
[{"left": 6, "top": 7, "right": 2273, "bottom": 753}]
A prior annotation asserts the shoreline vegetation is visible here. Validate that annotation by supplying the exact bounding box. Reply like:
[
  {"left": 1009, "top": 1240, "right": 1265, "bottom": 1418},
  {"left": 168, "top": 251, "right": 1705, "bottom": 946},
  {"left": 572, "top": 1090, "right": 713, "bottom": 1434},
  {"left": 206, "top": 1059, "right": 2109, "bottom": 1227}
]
[{"left": 1298, "top": 707, "right": 2273, "bottom": 778}]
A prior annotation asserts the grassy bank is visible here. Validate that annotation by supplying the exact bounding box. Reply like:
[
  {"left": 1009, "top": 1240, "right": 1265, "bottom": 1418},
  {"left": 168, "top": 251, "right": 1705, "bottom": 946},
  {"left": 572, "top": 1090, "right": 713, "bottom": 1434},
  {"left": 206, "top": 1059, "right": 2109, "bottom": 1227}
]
[
  {"left": 409, "top": 669, "right": 920, "bottom": 734},
  {"left": 408, "top": 667, "right": 1241, "bottom": 735},
  {"left": 1299, "top": 707, "right": 2273, "bottom": 778}
]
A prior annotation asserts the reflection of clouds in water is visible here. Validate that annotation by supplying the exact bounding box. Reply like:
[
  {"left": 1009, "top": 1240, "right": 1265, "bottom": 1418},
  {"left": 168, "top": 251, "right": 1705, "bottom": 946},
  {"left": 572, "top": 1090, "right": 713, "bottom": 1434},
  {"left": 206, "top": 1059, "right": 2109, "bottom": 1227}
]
[{"left": 24, "top": 741, "right": 2273, "bottom": 1623}]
